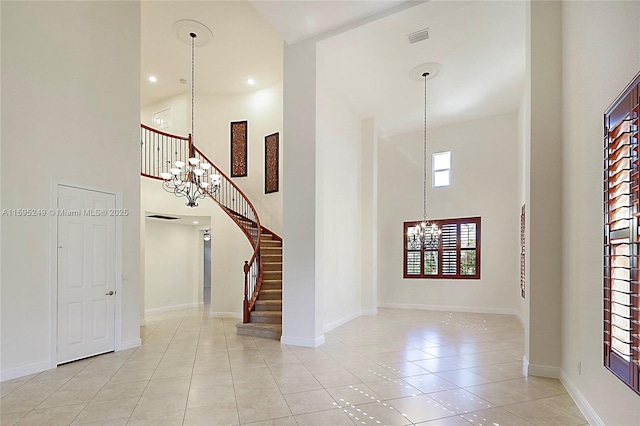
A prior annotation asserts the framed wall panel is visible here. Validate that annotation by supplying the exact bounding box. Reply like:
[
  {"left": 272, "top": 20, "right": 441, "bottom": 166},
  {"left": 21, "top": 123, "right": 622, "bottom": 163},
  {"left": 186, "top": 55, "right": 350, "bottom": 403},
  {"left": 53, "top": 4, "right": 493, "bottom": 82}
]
[
  {"left": 231, "top": 120, "right": 248, "bottom": 177},
  {"left": 265, "top": 132, "right": 279, "bottom": 194}
]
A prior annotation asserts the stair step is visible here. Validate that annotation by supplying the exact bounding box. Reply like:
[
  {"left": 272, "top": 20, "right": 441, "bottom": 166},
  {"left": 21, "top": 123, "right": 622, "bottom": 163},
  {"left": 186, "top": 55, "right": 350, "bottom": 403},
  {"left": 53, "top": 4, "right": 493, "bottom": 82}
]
[
  {"left": 261, "top": 279, "right": 282, "bottom": 290},
  {"left": 262, "top": 254, "right": 282, "bottom": 262},
  {"left": 255, "top": 300, "right": 282, "bottom": 311},
  {"left": 235, "top": 322, "right": 281, "bottom": 340},
  {"left": 260, "top": 240, "right": 281, "bottom": 247},
  {"left": 259, "top": 289, "right": 282, "bottom": 300},
  {"left": 263, "top": 271, "right": 282, "bottom": 280},
  {"left": 262, "top": 262, "right": 282, "bottom": 271},
  {"left": 261, "top": 247, "right": 282, "bottom": 255},
  {"left": 250, "top": 311, "right": 282, "bottom": 324}
]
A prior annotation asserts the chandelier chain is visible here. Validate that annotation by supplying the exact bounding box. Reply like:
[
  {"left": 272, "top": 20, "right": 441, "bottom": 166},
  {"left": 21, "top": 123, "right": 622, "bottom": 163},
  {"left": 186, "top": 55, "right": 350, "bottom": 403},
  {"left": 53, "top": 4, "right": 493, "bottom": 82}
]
[
  {"left": 191, "top": 33, "right": 196, "bottom": 144},
  {"left": 423, "top": 73, "right": 428, "bottom": 222}
]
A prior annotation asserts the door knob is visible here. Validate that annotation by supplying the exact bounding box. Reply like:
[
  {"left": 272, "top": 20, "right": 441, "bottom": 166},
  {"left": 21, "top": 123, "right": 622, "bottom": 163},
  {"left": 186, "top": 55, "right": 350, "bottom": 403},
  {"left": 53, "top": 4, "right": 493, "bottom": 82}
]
[{"left": 106, "top": 291, "right": 115, "bottom": 296}]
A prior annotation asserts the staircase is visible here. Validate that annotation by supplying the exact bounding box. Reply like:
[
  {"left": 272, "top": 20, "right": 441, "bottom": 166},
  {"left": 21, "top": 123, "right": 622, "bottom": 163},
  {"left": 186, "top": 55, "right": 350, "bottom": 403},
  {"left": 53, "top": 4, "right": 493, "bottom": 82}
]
[
  {"left": 236, "top": 232, "right": 282, "bottom": 339},
  {"left": 140, "top": 124, "right": 282, "bottom": 340}
]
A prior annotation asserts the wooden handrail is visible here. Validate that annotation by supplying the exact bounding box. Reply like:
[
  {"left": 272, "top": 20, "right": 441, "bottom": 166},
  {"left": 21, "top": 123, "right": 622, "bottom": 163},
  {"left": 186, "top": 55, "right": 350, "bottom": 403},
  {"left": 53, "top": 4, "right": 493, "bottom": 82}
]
[{"left": 141, "top": 123, "right": 190, "bottom": 141}]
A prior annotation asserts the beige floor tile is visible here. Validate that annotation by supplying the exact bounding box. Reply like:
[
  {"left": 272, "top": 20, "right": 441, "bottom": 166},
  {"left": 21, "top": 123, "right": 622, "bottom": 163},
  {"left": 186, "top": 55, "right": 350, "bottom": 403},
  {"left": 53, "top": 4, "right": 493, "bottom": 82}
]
[
  {"left": 428, "top": 389, "right": 493, "bottom": 414},
  {"left": 365, "top": 378, "right": 422, "bottom": 399},
  {"left": 127, "top": 409, "right": 185, "bottom": 426},
  {"left": 502, "top": 399, "right": 586, "bottom": 426},
  {"left": 460, "top": 407, "right": 534, "bottom": 426},
  {"left": 416, "top": 415, "right": 473, "bottom": 425},
  {"left": 379, "top": 361, "right": 431, "bottom": 378},
  {"left": 236, "top": 393, "right": 292, "bottom": 424},
  {"left": 183, "top": 402, "right": 239, "bottom": 426},
  {"left": 464, "top": 382, "right": 532, "bottom": 406},
  {"left": 72, "top": 397, "right": 138, "bottom": 424},
  {"left": 496, "top": 377, "right": 566, "bottom": 400},
  {"left": 0, "top": 411, "right": 29, "bottom": 426},
  {"left": 131, "top": 392, "right": 188, "bottom": 417},
  {"left": 282, "top": 389, "right": 337, "bottom": 415},
  {"left": 72, "top": 417, "right": 129, "bottom": 425},
  {"left": 37, "top": 388, "right": 100, "bottom": 409},
  {"left": 413, "top": 358, "right": 460, "bottom": 373},
  {"left": 387, "top": 394, "right": 456, "bottom": 423},
  {"left": 312, "top": 368, "right": 361, "bottom": 388},
  {"left": 273, "top": 372, "right": 323, "bottom": 394},
  {"left": 343, "top": 400, "right": 412, "bottom": 426},
  {"left": 92, "top": 380, "right": 148, "bottom": 402},
  {"left": 537, "top": 394, "right": 587, "bottom": 421},
  {"left": 187, "top": 384, "right": 236, "bottom": 408},
  {"left": 108, "top": 368, "right": 155, "bottom": 384},
  {"left": 294, "top": 408, "right": 357, "bottom": 426},
  {"left": 403, "top": 373, "right": 459, "bottom": 394},
  {"left": 59, "top": 376, "right": 111, "bottom": 392},
  {"left": 15, "top": 403, "right": 86, "bottom": 425},
  {"left": 1, "top": 392, "right": 51, "bottom": 414},
  {"left": 326, "top": 383, "right": 383, "bottom": 406},
  {"left": 242, "top": 415, "right": 297, "bottom": 426},
  {"left": 434, "top": 369, "right": 492, "bottom": 387},
  {"left": 142, "top": 376, "right": 190, "bottom": 397},
  {"left": 151, "top": 364, "right": 193, "bottom": 380}
]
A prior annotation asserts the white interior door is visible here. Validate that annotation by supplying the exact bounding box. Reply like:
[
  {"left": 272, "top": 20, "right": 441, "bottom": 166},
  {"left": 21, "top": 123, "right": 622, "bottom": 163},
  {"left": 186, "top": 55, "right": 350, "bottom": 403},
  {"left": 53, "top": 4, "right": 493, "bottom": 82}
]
[{"left": 57, "top": 185, "right": 116, "bottom": 364}]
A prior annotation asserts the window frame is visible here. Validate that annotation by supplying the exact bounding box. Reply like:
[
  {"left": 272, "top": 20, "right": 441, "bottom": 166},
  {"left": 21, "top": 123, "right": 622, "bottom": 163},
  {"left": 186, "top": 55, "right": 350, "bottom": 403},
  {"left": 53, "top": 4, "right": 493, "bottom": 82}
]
[
  {"left": 603, "top": 70, "right": 640, "bottom": 396},
  {"left": 403, "top": 216, "right": 481, "bottom": 280},
  {"left": 432, "top": 151, "right": 451, "bottom": 188}
]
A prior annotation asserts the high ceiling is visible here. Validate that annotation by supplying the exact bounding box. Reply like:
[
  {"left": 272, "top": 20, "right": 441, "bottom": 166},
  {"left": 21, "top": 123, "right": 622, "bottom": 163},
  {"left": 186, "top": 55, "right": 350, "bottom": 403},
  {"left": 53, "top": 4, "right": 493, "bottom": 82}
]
[{"left": 141, "top": 0, "right": 526, "bottom": 136}]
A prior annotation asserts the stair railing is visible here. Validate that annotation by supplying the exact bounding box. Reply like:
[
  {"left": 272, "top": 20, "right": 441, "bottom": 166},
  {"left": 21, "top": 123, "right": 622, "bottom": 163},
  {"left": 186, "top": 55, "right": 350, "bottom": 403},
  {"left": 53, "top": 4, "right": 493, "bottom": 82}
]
[{"left": 140, "top": 124, "right": 262, "bottom": 322}]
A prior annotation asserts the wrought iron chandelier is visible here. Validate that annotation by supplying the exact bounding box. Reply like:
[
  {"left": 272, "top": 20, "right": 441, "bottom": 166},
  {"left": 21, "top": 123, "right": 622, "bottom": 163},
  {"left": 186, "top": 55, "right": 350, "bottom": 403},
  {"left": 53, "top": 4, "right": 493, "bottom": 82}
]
[
  {"left": 160, "top": 31, "right": 221, "bottom": 207},
  {"left": 408, "top": 71, "right": 441, "bottom": 249}
]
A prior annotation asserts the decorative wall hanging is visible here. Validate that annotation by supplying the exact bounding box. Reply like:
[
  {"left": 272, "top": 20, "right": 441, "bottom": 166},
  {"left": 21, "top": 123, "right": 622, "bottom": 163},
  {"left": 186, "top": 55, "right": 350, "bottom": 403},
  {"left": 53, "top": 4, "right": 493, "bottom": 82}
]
[
  {"left": 520, "top": 204, "right": 525, "bottom": 299},
  {"left": 265, "top": 132, "right": 279, "bottom": 194},
  {"left": 230, "top": 120, "right": 248, "bottom": 177}
]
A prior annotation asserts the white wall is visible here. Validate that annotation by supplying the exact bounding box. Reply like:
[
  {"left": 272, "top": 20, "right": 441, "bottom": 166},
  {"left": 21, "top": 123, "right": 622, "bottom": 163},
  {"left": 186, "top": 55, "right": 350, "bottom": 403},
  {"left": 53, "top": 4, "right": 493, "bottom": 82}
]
[
  {"left": 141, "top": 93, "right": 189, "bottom": 136},
  {"left": 141, "top": 178, "right": 248, "bottom": 318},
  {"left": 0, "top": 1, "right": 141, "bottom": 379},
  {"left": 560, "top": 1, "right": 640, "bottom": 424},
  {"left": 316, "top": 74, "right": 363, "bottom": 330},
  {"left": 144, "top": 220, "right": 200, "bottom": 313},
  {"left": 377, "top": 112, "right": 520, "bottom": 313}
]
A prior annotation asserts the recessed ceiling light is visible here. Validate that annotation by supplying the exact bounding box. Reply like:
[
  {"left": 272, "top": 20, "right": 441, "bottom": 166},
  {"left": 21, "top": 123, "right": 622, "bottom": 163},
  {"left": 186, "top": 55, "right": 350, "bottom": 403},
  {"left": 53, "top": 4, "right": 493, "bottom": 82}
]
[
  {"left": 193, "top": 221, "right": 199, "bottom": 224},
  {"left": 247, "top": 78, "right": 255, "bottom": 85},
  {"left": 149, "top": 76, "right": 157, "bottom": 83}
]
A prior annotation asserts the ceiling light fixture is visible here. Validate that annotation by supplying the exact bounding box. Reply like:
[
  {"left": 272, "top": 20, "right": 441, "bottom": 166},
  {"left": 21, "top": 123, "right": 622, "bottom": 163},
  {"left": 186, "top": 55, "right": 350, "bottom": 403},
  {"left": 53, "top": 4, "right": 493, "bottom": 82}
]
[
  {"left": 159, "top": 31, "right": 221, "bottom": 207},
  {"left": 193, "top": 221, "right": 199, "bottom": 224},
  {"left": 203, "top": 229, "right": 211, "bottom": 241},
  {"left": 149, "top": 76, "right": 157, "bottom": 83},
  {"left": 408, "top": 71, "right": 441, "bottom": 249},
  {"left": 247, "top": 78, "right": 255, "bottom": 85}
]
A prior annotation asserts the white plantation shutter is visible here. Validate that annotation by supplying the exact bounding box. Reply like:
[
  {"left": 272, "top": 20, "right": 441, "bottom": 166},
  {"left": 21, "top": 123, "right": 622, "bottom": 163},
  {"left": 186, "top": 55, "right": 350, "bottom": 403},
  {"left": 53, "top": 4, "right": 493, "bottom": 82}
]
[{"left": 604, "top": 71, "right": 640, "bottom": 395}]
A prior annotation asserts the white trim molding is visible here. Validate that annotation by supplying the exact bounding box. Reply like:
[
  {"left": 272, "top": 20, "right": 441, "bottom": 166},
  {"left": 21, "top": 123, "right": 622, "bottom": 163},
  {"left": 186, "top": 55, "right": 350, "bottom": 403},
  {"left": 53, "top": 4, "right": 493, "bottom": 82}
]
[
  {"left": 0, "top": 360, "right": 50, "bottom": 382},
  {"left": 210, "top": 311, "right": 242, "bottom": 319},
  {"left": 120, "top": 338, "right": 142, "bottom": 351},
  {"left": 323, "top": 311, "right": 361, "bottom": 333},
  {"left": 281, "top": 334, "right": 325, "bottom": 347},
  {"left": 378, "top": 302, "right": 520, "bottom": 317},
  {"left": 145, "top": 302, "right": 203, "bottom": 316},
  {"left": 560, "top": 370, "right": 605, "bottom": 426},
  {"left": 527, "top": 363, "right": 561, "bottom": 378}
]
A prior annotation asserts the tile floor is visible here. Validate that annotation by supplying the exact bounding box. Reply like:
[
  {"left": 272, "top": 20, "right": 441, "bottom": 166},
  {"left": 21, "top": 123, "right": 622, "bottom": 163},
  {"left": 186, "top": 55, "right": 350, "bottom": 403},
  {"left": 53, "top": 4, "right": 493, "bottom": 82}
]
[{"left": 1, "top": 308, "right": 587, "bottom": 426}]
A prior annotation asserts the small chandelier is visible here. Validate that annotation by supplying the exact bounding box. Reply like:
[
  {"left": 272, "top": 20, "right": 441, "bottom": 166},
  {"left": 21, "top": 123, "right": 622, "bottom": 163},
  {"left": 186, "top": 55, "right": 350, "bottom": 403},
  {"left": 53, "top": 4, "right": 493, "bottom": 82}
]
[
  {"left": 409, "top": 71, "right": 441, "bottom": 249},
  {"left": 203, "top": 229, "right": 211, "bottom": 241},
  {"left": 160, "top": 31, "right": 221, "bottom": 207}
]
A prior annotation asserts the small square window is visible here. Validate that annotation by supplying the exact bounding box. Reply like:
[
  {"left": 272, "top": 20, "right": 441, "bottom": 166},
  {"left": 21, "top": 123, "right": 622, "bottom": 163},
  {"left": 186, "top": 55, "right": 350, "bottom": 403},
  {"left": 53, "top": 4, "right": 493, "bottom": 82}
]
[{"left": 433, "top": 151, "right": 451, "bottom": 187}]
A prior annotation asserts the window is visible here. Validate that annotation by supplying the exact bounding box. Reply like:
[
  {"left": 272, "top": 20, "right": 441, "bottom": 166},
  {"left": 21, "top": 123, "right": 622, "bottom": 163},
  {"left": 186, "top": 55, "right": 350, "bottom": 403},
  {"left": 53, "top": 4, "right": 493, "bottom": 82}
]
[
  {"left": 404, "top": 216, "right": 481, "bottom": 279},
  {"left": 433, "top": 151, "right": 451, "bottom": 187},
  {"left": 604, "top": 71, "right": 640, "bottom": 395}
]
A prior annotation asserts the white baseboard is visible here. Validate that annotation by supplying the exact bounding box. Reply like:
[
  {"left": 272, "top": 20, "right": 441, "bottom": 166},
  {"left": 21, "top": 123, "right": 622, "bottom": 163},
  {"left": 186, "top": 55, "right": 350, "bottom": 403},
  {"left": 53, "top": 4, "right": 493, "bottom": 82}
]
[
  {"left": 281, "top": 334, "right": 325, "bottom": 347},
  {"left": 324, "top": 311, "right": 362, "bottom": 333},
  {"left": 210, "top": 311, "right": 242, "bottom": 318},
  {"left": 560, "top": 370, "right": 604, "bottom": 426},
  {"left": 144, "top": 302, "right": 202, "bottom": 316},
  {"left": 0, "top": 360, "right": 50, "bottom": 382},
  {"left": 119, "top": 338, "right": 141, "bottom": 351},
  {"left": 378, "top": 302, "right": 519, "bottom": 317},
  {"left": 527, "top": 363, "right": 561, "bottom": 378}
]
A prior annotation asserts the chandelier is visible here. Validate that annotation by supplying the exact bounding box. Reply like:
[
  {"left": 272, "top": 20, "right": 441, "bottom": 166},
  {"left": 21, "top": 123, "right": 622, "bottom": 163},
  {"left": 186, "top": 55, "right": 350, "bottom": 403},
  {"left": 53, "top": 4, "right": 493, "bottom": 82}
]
[
  {"left": 159, "top": 31, "right": 221, "bottom": 207},
  {"left": 408, "top": 71, "right": 441, "bottom": 249}
]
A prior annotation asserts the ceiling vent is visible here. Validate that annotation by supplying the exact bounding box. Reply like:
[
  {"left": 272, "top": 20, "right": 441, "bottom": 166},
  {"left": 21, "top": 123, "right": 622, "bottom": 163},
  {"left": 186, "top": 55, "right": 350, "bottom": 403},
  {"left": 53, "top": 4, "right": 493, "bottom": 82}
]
[
  {"left": 146, "top": 214, "right": 179, "bottom": 220},
  {"left": 407, "top": 28, "right": 429, "bottom": 44}
]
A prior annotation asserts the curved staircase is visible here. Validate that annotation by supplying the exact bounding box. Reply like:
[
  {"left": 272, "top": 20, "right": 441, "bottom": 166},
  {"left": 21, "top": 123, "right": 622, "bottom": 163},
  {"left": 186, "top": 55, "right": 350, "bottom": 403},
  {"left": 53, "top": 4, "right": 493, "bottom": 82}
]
[{"left": 140, "top": 124, "right": 282, "bottom": 340}]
